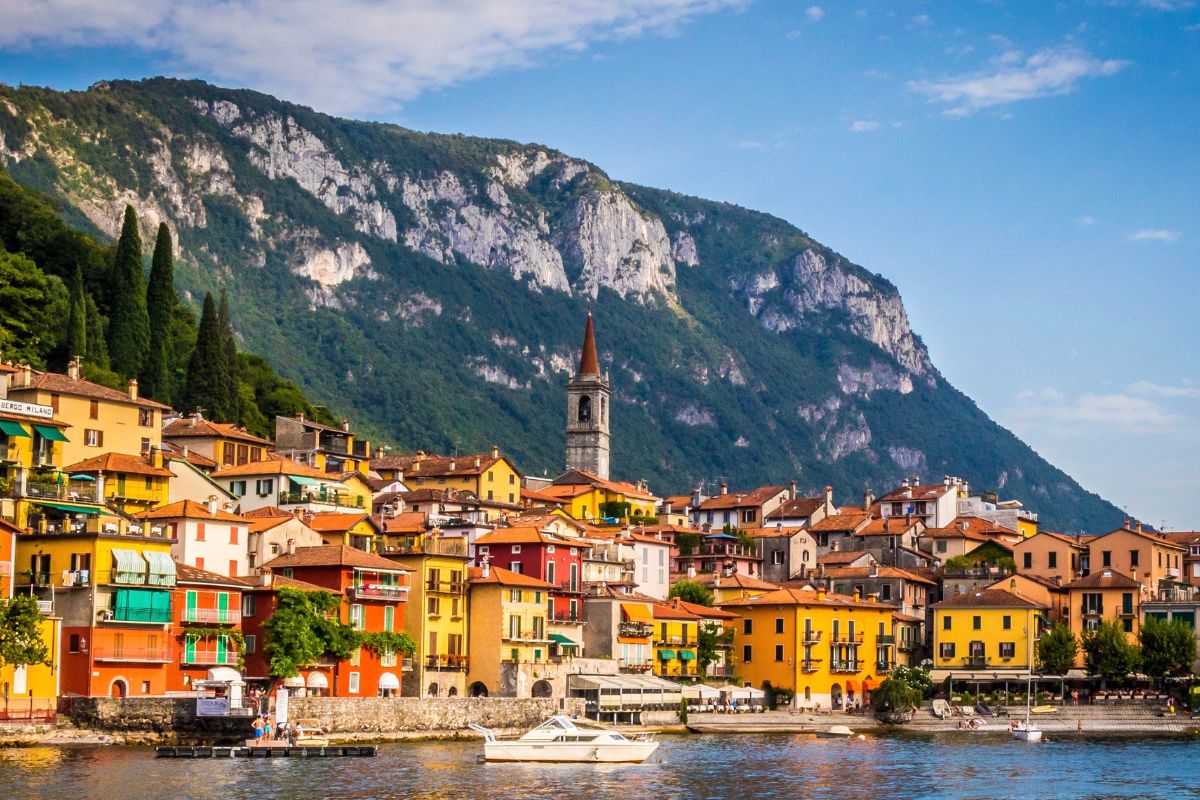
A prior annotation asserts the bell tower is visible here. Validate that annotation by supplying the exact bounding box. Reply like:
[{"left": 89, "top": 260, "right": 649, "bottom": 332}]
[{"left": 565, "top": 311, "right": 611, "bottom": 479}]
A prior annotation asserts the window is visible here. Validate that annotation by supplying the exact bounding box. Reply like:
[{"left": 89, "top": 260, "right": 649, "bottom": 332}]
[
  {"left": 1023, "top": 552, "right": 1032, "bottom": 569},
  {"left": 427, "top": 597, "right": 440, "bottom": 616},
  {"left": 775, "top": 617, "right": 785, "bottom": 634},
  {"left": 1131, "top": 550, "right": 1140, "bottom": 567},
  {"left": 943, "top": 616, "right": 952, "bottom": 630},
  {"left": 546, "top": 545, "right": 555, "bottom": 554},
  {"left": 488, "top": 471, "right": 494, "bottom": 482},
  {"left": 84, "top": 429, "right": 103, "bottom": 447},
  {"left": 1102, "top": 550, "right": 1112, "bottom": 567},
  {"left": 972, "top": 615, "right": 981, "bottom": 630},
  {"left": 511, "top": 545, "right": 521, "bottom": 554},
  {"left": 1000, "top": 642, "right": 1015, "bottom": 659},
  {"left": 242, "top": 595, "right": 256, "bottom": 617},
  {"left": 545, "top": 562, "right": 556, "bottom": 584},
  {"left": 940, "top": 642, "right": 955, "bottom": 658},
  {"left": 255, "top": 479, "right": 273, "bottom": 496},
  {"left": 223, "top": 444, "right": 236, "bottom": 466},
  {"left": 350, "top": 603, "right": 365, "bottom": 630},
  {"left": 772, "top": 550, "right": 784, "bottom": 565},
  {"left": 89, "top": 399, "right": 99, "bottom": 419},
  {"left": 230, "top": 481, "right": 246, "bottom": 497},
  {"left": 881, "top": 584, "right": 892, "bottom": 601},
  {"left": 775, "top": 644, "right": 784, "bottom": 661},
  {"left": 1003, "top": 615, "right": 1011, "bottom": 630},
  {"left": 487, "top": 490, "right": 493, "bottom": 500},
  {"left": 936, "top": 540, "right": 947, "bottom": 554},
  {"left": 742, "top": 644, "right": 752, "bottom": 663},
  {"left": 195, "top": 557, "right": 205, "bottom": 570},
  {"left": 69, "top": 634, "right": 82, "bottom": 653},
  {"left": 509, "top": 562, "right": 522, "bottom": 574},
  {"left": 229, "top": 526, "right": 239, "bottom": 545},
  {"left": 348, "top": 672, "right": 360, "bottom": 694},
  {"left": 1048, "top": 551, "right": 1057, "bottom": 569},
  {"left": 228, "top": 560, "right": 238, "bottom": 577},
  {"left": 478, "top": 545, "right": 489, "bottom": 556},
  {"left": 743, "top": 619, "right": 752, "bottom": 635},
  {"left": 509, "top": 473, "right": 515, "bottom": 485},
  {"left": 138, "top": 408, "right": 154, "bottom": 427},
  {"left": 244, "top": 635, "right": 256, "bottom": 654},
  {"left": 144, "top": 475, "right": 154, "bottom": 491}
]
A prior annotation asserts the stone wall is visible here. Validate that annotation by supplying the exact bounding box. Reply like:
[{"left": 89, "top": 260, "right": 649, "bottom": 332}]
[
  {"left": 62, "top": 696, "right": 251, "bottom": 737},
  {"left": 287, "top": 696, "right": 586, "bottom": 734}
]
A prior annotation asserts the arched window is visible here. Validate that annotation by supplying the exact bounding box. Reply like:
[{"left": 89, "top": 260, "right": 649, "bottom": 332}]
[
  {"left": 578, "top": 395, "right": 592, "bottom": 422},
  {"left": 600, "top": 396, "right": 606, "bottom": 423}
]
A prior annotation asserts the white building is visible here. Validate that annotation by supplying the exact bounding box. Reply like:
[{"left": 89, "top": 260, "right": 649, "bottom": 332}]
[{"left": 139, "top": 499, "right": 251, "bottom": 578}]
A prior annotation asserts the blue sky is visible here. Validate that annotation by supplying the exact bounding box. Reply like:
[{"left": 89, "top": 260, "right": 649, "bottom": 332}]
[{"left": 1, "top": 0, "right": 1197, "bottom": 529}]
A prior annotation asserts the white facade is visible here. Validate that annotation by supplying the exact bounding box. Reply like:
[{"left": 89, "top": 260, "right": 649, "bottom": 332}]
[
  {"left": 166, "top": 457, "right": 235, "bottom": 506},
  {"left": 169, "top": 515, "right": 250, "bottom": 578},
  {"left": 247, "top": 517, "right": 324, "bottom": 574},
  {"left": 631, "top": 538, "right": 672, "bottom": 599}
]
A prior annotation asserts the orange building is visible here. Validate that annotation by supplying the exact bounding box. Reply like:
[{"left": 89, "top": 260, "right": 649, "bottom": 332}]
[
  {"left": 1014, "top": 531, "right": 1087, "bottom": 584},
  {"left": 168, "top": 564, "right": 246, "bottom": 692}
]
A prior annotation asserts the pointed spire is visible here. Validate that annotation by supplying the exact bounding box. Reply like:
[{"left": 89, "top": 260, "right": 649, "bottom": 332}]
[{"left": 577, "top": 311, "right": 600, "bottom": 376}]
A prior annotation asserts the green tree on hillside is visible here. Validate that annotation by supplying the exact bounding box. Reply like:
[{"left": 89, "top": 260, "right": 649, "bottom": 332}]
[
  {"left": 183, "top": 292, "right": 234, "bottom": 420},
  {"left": 0, "top": 249, "right": 68, "bottom": 366},
  {"left": 1082, "top": 621, "right": 1140, "bottom": 688},
  {"left": 1139, "top": 616, "right": 1196, "bottom": 682},
  {"left": 141, "top": 222, "right": 176, "bottom": 401},
  {"left": 65, "top": 263, "right": 88, "bottom": 359},
  {"left": 106, "top": 205, "right": 150, "bottom": 377},
  {"left": 84, "top": 295, "right": 110, "bottom": 369},
  {"left": 1037, "top": 623, "right": 1079, "bottom": 676},
  {"left": 217, "top": 290, "right": 241, "bottom": 419}
]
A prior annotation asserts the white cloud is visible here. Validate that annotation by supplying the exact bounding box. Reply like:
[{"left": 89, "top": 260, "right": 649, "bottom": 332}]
[
  {"left": 1129, "top": 381, "right": 1200, "bottom": 399},
  {"left": 1077, "top": 215, "right": 1098, "bottom": 226},
  {"left": 849, "top": 120, "right": 880, "bottom": 132},
  {"left": 806, "top": 5, "right": 824, "bottom": 22},
  {"left": 908, "top": 14, "right": 932, "bottom": 28},
  {"left": 1008, "top": 387, "right": 1184, "bottom": 432},
  {"left": 1113, "top": 0, "right": 1195, "bottom": 10},
  {"left": 1128, "top": 228, "right": 1182, "bottom": 242},
  {"left": 907, "top": 45, "right": 1129, "bottom": 117},
  {"left": 0, "top": 0, "right": 747, "bottom": 116}
]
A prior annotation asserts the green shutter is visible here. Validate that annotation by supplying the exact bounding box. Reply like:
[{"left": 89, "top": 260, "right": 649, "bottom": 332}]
[
  {"left": 186, "top": 590, "right": 197, "bottom": 622},
  {"left": 384, "top": 606, "right": 394, "bottom": 632},
  {"left": 217, "top": 635, "right": 227, "bottom": 664},
  {"left": 151, "top": 590, "right": 172, "bottom": 623},
  {"left": 217, "top": 592, "right": 229, "bottom": 623},
  {"left": 185, "top": 635, "right": 196, "bottom": 663}
]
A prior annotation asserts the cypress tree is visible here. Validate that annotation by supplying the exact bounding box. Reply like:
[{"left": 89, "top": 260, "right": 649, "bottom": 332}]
[
  {"left": 84, "top": 296, "right": 109, "bottom": 369},
  {"left": 217, "top": 290, "right": 241, "bottom": 418},
  {"left": 183, "top": 293, "right": 231, "bottom": 419},
  {"left": 106, "top": 205, "right": 150, "bottom": 377},
  {"left": 141, "top": 223, "right": 175, "bottom": 401},
  {"left": 65, "top": 263, "right": 87, "bottom": 359}
]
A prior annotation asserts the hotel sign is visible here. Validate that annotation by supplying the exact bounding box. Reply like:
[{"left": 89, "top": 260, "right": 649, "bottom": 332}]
[{"left": 0, "top": 399, "right": 53, "bottom": 419}]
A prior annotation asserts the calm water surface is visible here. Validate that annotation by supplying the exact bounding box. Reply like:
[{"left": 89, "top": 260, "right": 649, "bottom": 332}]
[{"left": 2, "top": 733, "right": 1199, "bottom": 800}]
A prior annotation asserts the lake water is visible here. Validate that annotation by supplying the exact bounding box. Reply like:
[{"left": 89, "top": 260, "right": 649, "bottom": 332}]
[{"left": 1, "top": 733, "right": 1198, "bottom": 800}]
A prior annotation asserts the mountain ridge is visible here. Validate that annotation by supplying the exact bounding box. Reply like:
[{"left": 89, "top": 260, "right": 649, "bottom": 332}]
[{"left": 0, "top": 77, "right": 1121, "bottom": 531}]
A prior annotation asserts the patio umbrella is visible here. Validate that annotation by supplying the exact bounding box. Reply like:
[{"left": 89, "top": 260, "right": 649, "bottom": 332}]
[{"left": 69, "top": 475, "right": 96, "bottom": 481}]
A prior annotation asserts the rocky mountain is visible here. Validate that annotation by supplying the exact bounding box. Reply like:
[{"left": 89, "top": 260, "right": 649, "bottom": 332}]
[{"left": 0, "top": 78, "right": 1121, "bottom": 531}]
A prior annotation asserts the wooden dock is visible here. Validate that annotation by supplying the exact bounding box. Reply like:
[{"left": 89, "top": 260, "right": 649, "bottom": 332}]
[{"left": 155, "top": 745, "right": 378, "bottom": 758}]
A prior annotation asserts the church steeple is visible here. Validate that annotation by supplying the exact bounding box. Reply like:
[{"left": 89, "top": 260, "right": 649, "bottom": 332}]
[{"left": 565, "top": 312, "right": 612, "bottom": 479}]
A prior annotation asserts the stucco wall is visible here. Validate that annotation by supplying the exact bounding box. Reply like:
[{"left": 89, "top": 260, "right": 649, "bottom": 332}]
[{"left": 287, "top": 696, "right": 585, "bottom": 733}]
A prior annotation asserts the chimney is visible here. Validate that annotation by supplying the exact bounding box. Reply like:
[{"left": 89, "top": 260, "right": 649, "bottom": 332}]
[
  {"left": 864, "top": 489, "right": 874, "bottom": 509},
  {"left": 913, "top": 475, "right": 920, "bottom": 485},
  {"left": 481, "top": 555, "right": 491, "bottom": 579},
  {"left": 789, "top": 480, "right": 798, "bottom": 499},
  {"left": 67, "top": 359, "right": 81, "bottom": 380},
  {"left": 287, "top": 539, "right": 296, "bottom": 555},
  {"left": 901, "top": 478, "right": 910, "bottom": 488},
  {"left": 817, "top": 563, "right": 825, "bottom": 578},
  {"left": 297, "top": 411, "right": 305, "bottom": 423},
  {"left": 342, "top": 418, "right": 350, "bottom": 432},
  {"left": 853, "top": 588, "right": 861, "bottom": 601},
  {"left": 720, "top": 482, "right": 728, "bottom": 496},
  {"left": 1135, "top": 520, "right": 1143, "bottom": 533},
  {"left": 411, "top": 460, "right": 420, "bottom": 474},
  {"left": 817, "top": 587, "right": 826, "bottom": 602},
  {"left": 869, "top": 562, "right": 878, "bottom": 578},
  {"left": 182, "top": 445, "right": 189, "bottom": 458},
  {"left": 687, "top": 563, "right": 696, "bottom": 579},
  {"left": 261, "top": 573, "right": 272, "bottom": 587},
  {"left": 691, "top": 486, "right": 702, "bottom": 507},
  {"left": 491, "top": 444, "right": 500, "bottom": 460},
  {"left": 449, "top": 460, "right": 456, "bottom": 472},
  {"left": 206, "top": 495, "right": 217, "bottom": 515},
  {"left": 823, "top": 485, "right": 833, "bottom": 506}
]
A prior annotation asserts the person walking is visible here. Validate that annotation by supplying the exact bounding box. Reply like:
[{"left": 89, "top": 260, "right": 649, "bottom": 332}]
[{"left": 252, "top": 716, "right": 265, "bottom": 742}]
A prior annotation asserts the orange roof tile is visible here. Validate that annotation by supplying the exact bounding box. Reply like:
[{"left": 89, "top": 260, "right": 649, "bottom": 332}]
[
  {"left": 212, "top": 456, "right": 333, "bottom": 480},
  {"left": 1063, "top": 570, "right": 1142, "bottom": 590},
  {"left": 263, "top": 545, "right": 407, "bottom": 572},
  {"left": 176, "top": 562, "right": 251, "bottom": 588},
  {"left": 162, "top": 416, "right": 273, "bottom": 445},
  {"left": 15, "top": 371, "right": 170, "bottom": 410},
  {"left": 856, "top": 517, "right": 923, "bottom": 537},
  {"left": 696, "top": 486, "right": 788, "bottom": 511},
  {"left": 469, "top": 565, "right": 554, "bottom": 589},
  {"left": 819, "top": 565, "right": 936, "bottom": 585},
  {"left": 306, "top": 512, "right": 373, "bottom": 533},
  {"left": 932, "top": 589, "right": 1045, "bottom": 609},
  {"left": 766, "top": 497, "right": 825, "bottom": 520},
  {"left": 67, "top": 452, "right": 174, "bottom": 478},
  {"left": 809, "top": 513, "right": 871, "bottom": 533},
  {"left": 136, "top": 499, "right": 247, "bottom": 523},
  {"left": 720, "top": 587, "right": 898, "bottom": 610},
  {"left": 475, "top": 527, "right": 572, "bottom": 546},
  {"left": 381, "top": 512, "right": 428, "bottom": 534},
  {"left": 664, "top": 597, "right": 738, "bottom": 619}
]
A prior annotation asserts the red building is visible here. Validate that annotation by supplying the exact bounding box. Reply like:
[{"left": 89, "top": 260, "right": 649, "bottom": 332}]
[
  {"left": 168, "top": 564, "right": 246, "bottom": 692},
  {"left": 473, "top": 527, "right": 585, "bottom": 623},
  {"left": 255, "top": 546, "right": 411, "bottom": 697}
]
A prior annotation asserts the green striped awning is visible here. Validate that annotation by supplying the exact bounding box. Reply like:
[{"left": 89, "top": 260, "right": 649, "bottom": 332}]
[
  {"left": 679, "top": 650, "right": 696, "bottom": 660},
  {"left": 0, "top": 420, "right": 30, "bottom": 437},
  {"left": 33, "top": 424, "right": 68, "bottom": 442},
  {"left": 657, "top": 649, "right": 676, "bottom": 659},
  {"left": 289, "top": 475, "right": 322, "bottom": 487},
  {"left": 549, "top": 633, "right": 579, "bottom": 648},
  {"left": 32, "top": 500, "right": 101, "bottom": 515}
]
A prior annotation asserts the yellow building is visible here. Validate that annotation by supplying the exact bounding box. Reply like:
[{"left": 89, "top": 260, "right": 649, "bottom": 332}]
[
  {"left": 307, "top": 511, "right": 382, "bottom": 552},
  {"left": 932, "top": 588, "right": 1045, "bottom": 674},
  {"left": 466, "top": 565, "right": 554, "bottom": 697},
  {"left": 62, "top": 451, "right": 172, "bottom": 515},
  {"left": 1064, "top": 569, "right": 1142, "bottom": 658},
  {"left": 650, "top": 602, "right": 700, "bottom": 678},
  {"left": 161, "top": 413, "right": 272, "bottom": 469},
  {"left": 0, "top": 615, "right": 61, "bottom": 716},
  {"left": 383, "top": 533, "right": 471, "bottom": 697},
  {"left": 371, "top": 448, "right": 524, "bottom": 516},
  {"left": 540, "top": 469, "right": 659, "bottom": 522},
  {"left": 0, "top": 396, "right": 85, "bottom": 531},
  {"left": 721, "top": 587, "right": 897, "bottom": 711},
  {"left": 6, "top": 362, "right": 169, "bottom": 465}
]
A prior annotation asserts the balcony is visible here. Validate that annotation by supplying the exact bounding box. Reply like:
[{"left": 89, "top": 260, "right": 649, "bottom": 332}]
[
  {"left": 898, "top": 641, "right": 921, "bottom": 652},
  {"left": 551, "top": 611, "right": 584, "bottom": 624},
  {"left": 552, "top": 580, "right": 584, "bottom": 595},
  {"left": 424, "top": 654, "right": 469, "bottom": 671},
  {"left": 1080, "top": 606, "right": 1103, "bottom": 618},
  {"left": 830, "top": 662, "right": 861, "bottom": 674},
  {"left": 802, "top": 630, "right": 822, "bottom": 644},
  {"left": 94, "top": 569, "right": 177, "bottom": 588},
  {"left": 656, "top": 637, "right": 697, "bottom": 647},
  {"left": 619, "top": 622, "right": 654, "bottom": 638},
  {"left": 963, "top": 656, "right": 989, "bottom": 668},
  {"left": 349, "top": 583, "right": 409, "bottom": 601},
  {"left": 876, "top": 635, "right": 896, "bottom": 645},
  {"left": 278, "top": 490, "right": 364, "bottom": 509},
  {"left": 182, "top": 649, "right": 239, "bottom": 666},
  {"left": 22, "top": 481, "right": 100, "bottom": 503},
  {"left": 182, "top": 608, "right": 242, "bottom": 624},
  {"left": 618, "top": 659, "right": 653, "bottom": 672},
  {"left": 830, "top": 632, "right": 865, "bottom": 645},
  {"left": 383, "top": 538, "right": 468, "bottom": 557},
  {"left": 92, "top": 643, "right": 172, "bottom": 662},
  {"left": 425, "top": 580, "right": 467, "bottom": 595},
  {"left": 801, "top": 658, "right": 823, "bottom": 673}
]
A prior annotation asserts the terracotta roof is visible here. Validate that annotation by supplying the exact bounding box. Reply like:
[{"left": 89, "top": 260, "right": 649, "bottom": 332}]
[
  {"left": 1160, "top": 531, "right": 1200, "bottom": 547},
  {"left": 932, "top": 589, "right": 1045, "bottom": 609},
  {"left": 394, "top": 487, "right": 481, "bottom": 504},
  {"left": 820, "top": 565, "right": 936, "bottom": 585},
  {"left": 1017, "top": 531, "right": 1088, "bottom": 548},
  {"left": 66, "top": 452, "right": 174, "bottom": 478},
  {"left": 662, "top": 495, "right": 695, "bottom": 509},
  {"left": 694, "top": 572, "right": 779, "bottom": 591},
  {"left": 856, "top": 517, "right": 923, "bottom": 537},
  {"left": 369, "top": 453, "right": 506, "bottom": 478},
  {"left": 549, "top": 469, "right": 658, "bottom": 501},
  {"left": 1063, "top": 570, "right": 1142, "bottom": 590},
  {"left": 161, "top": 442, "right": 219, "bottom": 469},
  {"left": 987, "top": 573, "right": 1068, "bottom": 593},
  {"left": 380, "top": 512, "right": 428, "bottom": 534},
  {"left": 277, "top": 415, "right": 357, "bottom": 435},
  {"left": 263, "top": 545, "right": 407, "bottom": 572},
  {"left": 925, "top": 516, "right": 1014, "bottom": 540},
  {"left": 720, "top": 587, "right": 898, "bottom": 611},
  {"left": 816, "top": 551, "right": 874, "bottom": 566},
  {"left": 475, "top": 527, "right": 573, "bottom": 546},
  {"left": 136, "top": 499, "right": 247, "bottom": 523},
  {"left": 162, "top": 416, "right": 273, "bottom": 445},
  {"left": 243, "top": 506, "right": 293, "bottom": 519},
  {"left": 740, "top": 525, "right": 806, "bottom": 539},
  {"left": 577, "top": 312, "right": 601, "bottom": 376},
  {"left": 664, "top": 597, "right": 738, "bottom": 619},
  {"left": 248, "top": 516, "right": 294, "bottom": 534},
  {"left": 876, "top": 483, "right": 955, "bottom": 503},
  {"left": 809, "top": 513, "right": 871, "bottom": 533},
  {"left": 521, "top": 487, "right": 568, "bottom": 505},
  {"left": 892, "top": 611, "right": 925, "bottom": 623},
  {"left": 507, "top": 513, "right": 584, "bottom": 532},
  {"left": 14, "top": 371, "right": 170, "bottom": 410},
  {"left": 246, "top": 574, "right": 338, "bottom": 594},
  {"left": 628, "top": 532, "right": 674, "bottom": 546},
  {"left": 212, "top": 456, "right": 334, "bottom": 480},
  {"left": 696, "top": 486, "right": 788, "bottom": 511},
  {"left": 1089, "top": 526, "right": 1185, "bottom": 550},
  {"left": 651, "top": 602, "right": 701, "bottom": 621},
  {"left": 306, "top": 512, "right": 373, "bottom": 533},
  {"left": 176, "top": 563, "right": 251, "bottom": 588},
  {"left": 765, "top": 497, "right": 825, "bottom": 520},
  {"left": 469, "top": 565, "right": 554, "bottom": 589}
]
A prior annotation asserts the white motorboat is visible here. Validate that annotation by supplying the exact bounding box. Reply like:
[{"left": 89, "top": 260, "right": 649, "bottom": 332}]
[
  {"left": 1011, "top": 720, "right": 1042, "bottom": 742},
  {"left": 469, "top": 715, "right": 659, "bottom": 763},
  {"left": 1011, "top": 622, "right": 1043, "bottom": 742},
  {"left": 817, "top": 725, "right": 854, "bottom": 738}
]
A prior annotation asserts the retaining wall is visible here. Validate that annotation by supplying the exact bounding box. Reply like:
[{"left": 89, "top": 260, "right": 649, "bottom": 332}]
[{"left": 287, "top": 696, "right": 585, "bottom": 734}]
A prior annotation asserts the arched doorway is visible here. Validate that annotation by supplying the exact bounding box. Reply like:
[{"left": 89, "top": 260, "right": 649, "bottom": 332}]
[
  {"left": 531, "top": 680, "right": 553, "bottom": 698},
  {"left": 427, "top": 682, "right": 440, "bottom": 697},
  {"left": 469, "top": 682, "right": 489, "bottom": 697},
  {"left": 109, "top": 678, "right": 128, "bottom": 698},
  {"left": 830, "top": 683, "right": 842, "bottom": 710}
]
